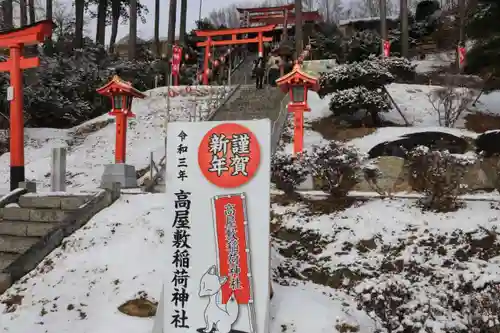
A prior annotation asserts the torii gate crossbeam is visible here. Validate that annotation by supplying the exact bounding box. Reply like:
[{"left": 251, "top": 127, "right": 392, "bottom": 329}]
[{"left": 195, "top": 24, "right": 276, "bottom": 85}]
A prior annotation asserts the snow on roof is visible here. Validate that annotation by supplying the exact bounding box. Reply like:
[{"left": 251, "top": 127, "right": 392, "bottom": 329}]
[{"left": 338, "top": 15, "right": 399, "bottom": 26}]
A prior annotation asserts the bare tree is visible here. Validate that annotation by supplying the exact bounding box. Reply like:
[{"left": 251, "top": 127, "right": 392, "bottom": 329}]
[
  {"left": 346, "top": 0, "right": 398, "bottom": 19},
  {"left": 428, "top": 83, "right": 475, "bottom": 128},
  {"left": 208, "top": 4, "right": 240, "bottom": 28},
  {"left": 316, "top": 0, "right": 343, "bottom": 23}
]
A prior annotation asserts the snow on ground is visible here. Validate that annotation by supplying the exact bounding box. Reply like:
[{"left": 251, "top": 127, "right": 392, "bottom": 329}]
[
  {"left": 412, "top": 51, "right": 455, "bottom": 73},
  {"left": 295, "top": 83, "right": 500, "bottom": 154},
  {"left": 0, "top": 85, "right": 232, "bottom": 193},
  {"left": 271, "top": 197, "right": 500, "bottom": 331},
  {"left": 0, "top": 193, "right": 378, "bottom": 333},
  {"left": 0, "top": 194, "right": 165, "bottom": 333}
]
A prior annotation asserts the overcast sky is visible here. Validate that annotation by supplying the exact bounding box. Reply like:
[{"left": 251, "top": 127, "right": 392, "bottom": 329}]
[{"left": 85, "top": 0, "right": 260, "bottom": 44}]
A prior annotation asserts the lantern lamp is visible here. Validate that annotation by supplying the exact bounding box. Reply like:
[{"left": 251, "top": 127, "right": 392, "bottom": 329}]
[
  {"left": 291, "top": 85, "right": 306, "bottom": 103},
  {"left": 275, "top": 63, "right": 320, "bottom": 155},
  {"left": 96, "top": 75, "right": 146, "bottom": 188}
]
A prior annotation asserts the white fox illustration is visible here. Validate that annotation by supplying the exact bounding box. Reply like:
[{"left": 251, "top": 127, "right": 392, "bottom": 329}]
[{"left": 198, "top": 265, "right": 239, "bottom": 333}]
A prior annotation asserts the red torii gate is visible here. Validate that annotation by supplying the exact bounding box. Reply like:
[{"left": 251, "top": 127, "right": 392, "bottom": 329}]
[
  {"left": 0, "top": 21, "right": 53, "bottom": 190},
  {"left": 195, "top": 25, "right": 276, "bottom": 85}
]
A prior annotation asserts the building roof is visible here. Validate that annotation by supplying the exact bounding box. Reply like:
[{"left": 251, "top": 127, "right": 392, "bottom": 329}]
[{"left": 116, "top": 34, "right": 148, "bottom": 45}]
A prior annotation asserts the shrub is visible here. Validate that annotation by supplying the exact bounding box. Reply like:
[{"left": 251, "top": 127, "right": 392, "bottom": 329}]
[
  {"left": 271, "top": 151, "right": 310, "bottom": 195},
  {"left": 328, "top": 86, "right": 391, "bottom": 124},
  {"left": 0, "top": 42, "right": 160, "bottom": 129},
  {"left": 407, "top": 146, "right": 476, "bottom": 211},
  {"left": 318, "top": 60, "right": 394, "bottom": 97},
  {"left": 356, "top": 274, "right": 500, "bottom": 333},
  {"left": 370, "top": 55, "right": 417, "bottom": 82},
  {"left": 307, "top": 141, "right": 364, "bottom": 197}
]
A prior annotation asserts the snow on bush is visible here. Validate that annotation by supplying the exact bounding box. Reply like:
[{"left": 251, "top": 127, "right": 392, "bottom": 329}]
[
  {"left": 307, "top": 141, "right": 365, "bottom": 197},
  {"left": 355, "top": 263, "right": 500, "bottom": 333},
  {"left": 0, "top": 43, "right": 161, "bottom": 128},
  {"left": 271, "top": 151, "right": 310, "bottom": 195},
  {"left": 328, "top": 86, "right": 391, "bottom": 117},
  {"left": 407, "top": 146, "right": 477, "bottom": 211},
  {"left": 318, "top": 59, "right": 394, "bottom": 97},
  {"left": 369, "top": 55, "right": 417, "bottom": 82}
]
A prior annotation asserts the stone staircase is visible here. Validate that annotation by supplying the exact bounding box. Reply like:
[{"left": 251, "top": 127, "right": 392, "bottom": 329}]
[
  {"left": 212, "top": 85, "right": 285, "bottom": 122},
  {"left": 0, "top": 187, "right": 120, "bottom": 293}
]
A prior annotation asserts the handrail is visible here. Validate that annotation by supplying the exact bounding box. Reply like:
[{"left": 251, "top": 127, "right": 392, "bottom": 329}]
[{"left": 271, "top": 93, "right": 290, "bottom": 156}]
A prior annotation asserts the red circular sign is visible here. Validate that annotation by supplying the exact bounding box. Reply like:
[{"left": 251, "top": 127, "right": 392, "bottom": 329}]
[{"left": 198, "top": 123, "right": 261, "bottom": 188}]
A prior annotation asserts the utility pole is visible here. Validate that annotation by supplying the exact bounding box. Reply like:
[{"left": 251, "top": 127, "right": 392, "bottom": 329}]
[
  {"left": 380, "top": 0, "right": 387, "bottom": 56},
  {"left": 294, "top": 0, "right": 303, "bottom": 57},
  {"left": 400, "top": 0, "right": 409, "bottom": 58}
]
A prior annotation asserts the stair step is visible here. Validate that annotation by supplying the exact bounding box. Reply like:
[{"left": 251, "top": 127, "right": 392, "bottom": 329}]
[
  {"left": 1, "top": 207, "right": 74, "bottom": 222},
  {"left": 19, "top": 194, "right": 92, "bottom": 210},
  {"left": 0, "top": 221, "right": 60, "bottom": 237},
  {"left": 0, "top": 235, "right": 39, "bottom": 254},
  {"left": 0, "top": 252, "right": 18, "bottom": 270}
]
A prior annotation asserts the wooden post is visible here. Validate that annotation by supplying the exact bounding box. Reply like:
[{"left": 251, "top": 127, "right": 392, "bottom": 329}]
[
  {"left": 115, "top": 113, "right": 127, "bottom": 163},
  {"left": 293, "top": 110, "right": 304, "bottom": 154},
  {"left": 258, "top": 32, "right": 264, "bottom": 57}
]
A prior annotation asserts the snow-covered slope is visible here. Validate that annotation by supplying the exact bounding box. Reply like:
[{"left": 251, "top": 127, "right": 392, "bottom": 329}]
[{"left": 0, "top": 85, "right": 232, "bottom": 193}]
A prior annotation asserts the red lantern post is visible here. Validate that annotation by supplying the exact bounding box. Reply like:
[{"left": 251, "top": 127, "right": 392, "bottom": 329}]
[
  {"left": 96, "top": 76, "right": 147, "bottom": 188},
  {"left": 0, "top": 20, "right": 53, "bottom": 190},
  {"left": 276, "top": 62, "right": 319, "bottom": 155},
  {"left": 96, "top": 76, "right": 146, "bottom": 164}
]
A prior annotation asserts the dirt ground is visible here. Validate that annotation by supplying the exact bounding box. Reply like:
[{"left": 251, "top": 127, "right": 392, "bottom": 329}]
[
  {"left": 310, "top": 115, "right": 378, "bottom": 141},
  {"left": 464, "top": 112, "right": 500, "bottom": 133}
]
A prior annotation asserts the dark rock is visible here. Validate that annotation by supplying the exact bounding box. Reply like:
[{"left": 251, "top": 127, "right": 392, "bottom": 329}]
[
  {"left": 368, "top": 131, "right": 469, "bottom": 158},
  {"left": 475, "top": 130, "right": 500, "bottom": 157}
]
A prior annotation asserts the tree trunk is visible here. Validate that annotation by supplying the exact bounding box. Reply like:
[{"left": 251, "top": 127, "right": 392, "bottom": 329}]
[
  {"left": 154, "top": 0, "right": 160, "bottom": 56},
  {"left": 28, "top": 0, "right": 35, "bottom": 24},
  {"left": 2, "top": 0, "right": 13, "bottom": 30},
  {"left": 74, "top": 0, "right": 85, "bottom": 49},
  {"left": 179, "top": 0, "right": 187, "bottom": 46},
  {"left": 19, "top": 0, "right": 27, "bottom": 26},
  {"left": 128, "top": 0, "right": 138, "bottom": 60},
  {"left": 294, "top": 0, "right": 303, "bottom": 56},
  {"left": 166, "top": 0, "right": 177, "bottom": 75},
  {"left": 96, "top": 0, "right": 107, "bottom": 46},
  {"left": 45, "top": 0, "right": 53, "bottom": 54},
  {"left": 109, "top": 0, "right": 121, "bottom": 53}
]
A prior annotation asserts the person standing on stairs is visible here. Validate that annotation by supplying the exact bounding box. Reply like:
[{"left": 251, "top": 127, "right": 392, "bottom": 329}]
[{"left": 255, "top": 57, "right": 265, "bottom": 89}]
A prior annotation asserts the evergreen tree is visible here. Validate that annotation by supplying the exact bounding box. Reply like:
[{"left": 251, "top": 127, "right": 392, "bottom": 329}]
[{"left": 465, "top": 0, "right": 500, "bottom": 77}]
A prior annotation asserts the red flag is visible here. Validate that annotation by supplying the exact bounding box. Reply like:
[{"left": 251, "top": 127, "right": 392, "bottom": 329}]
[
  {"left": 458, "top": 46, "right": 466, "bottom": 66},
  {"left": 383, "top": 40, "right": 390, "bottom": 58},
  {"left": 213, "top": 194, "right": 251, "bottom": 304}
]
